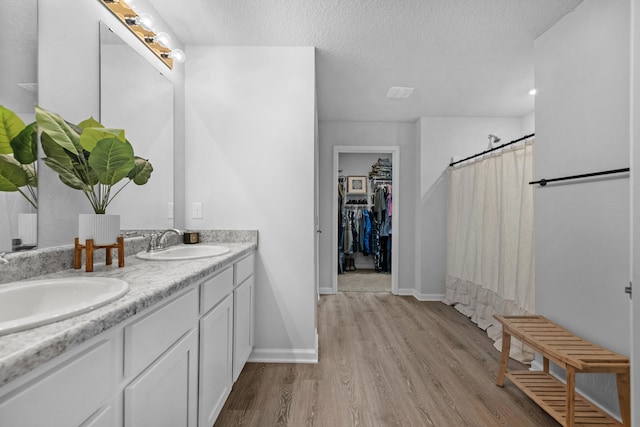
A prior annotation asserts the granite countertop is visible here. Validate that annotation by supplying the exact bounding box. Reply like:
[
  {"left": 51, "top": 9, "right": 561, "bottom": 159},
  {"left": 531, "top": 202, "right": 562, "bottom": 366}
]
[{"left": 0, "top": 236, "right": 257, "bottom": 387}]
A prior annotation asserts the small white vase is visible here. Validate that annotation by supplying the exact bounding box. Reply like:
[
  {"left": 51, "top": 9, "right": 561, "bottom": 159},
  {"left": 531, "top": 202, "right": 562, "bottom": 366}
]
[
  {"left": 18, "top": 213, "right": 38, "bottom": 245},
  {"left": 78, "top": 214, "right": 120, "bottom": 245}
]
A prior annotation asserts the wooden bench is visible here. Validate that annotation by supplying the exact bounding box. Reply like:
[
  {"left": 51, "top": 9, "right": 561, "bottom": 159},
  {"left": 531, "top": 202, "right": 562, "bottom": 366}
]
[{"left": 494, "top": 315, "right": 630, "bottom": 427}]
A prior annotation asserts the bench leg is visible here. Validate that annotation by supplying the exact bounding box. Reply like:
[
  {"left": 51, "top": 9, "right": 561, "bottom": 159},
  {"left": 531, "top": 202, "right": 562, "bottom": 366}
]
[
  {"left": 543, "top": 356, "right": 549, "bottom": 373},
  {"left": 496, "top": 332, "right": 511, "bottom": 387},
  {"left": 566, "top": 366, "right": 575, "bottom": 427},
  {"left": 616, "top": 370, "right": 631, "bottom": 427}
]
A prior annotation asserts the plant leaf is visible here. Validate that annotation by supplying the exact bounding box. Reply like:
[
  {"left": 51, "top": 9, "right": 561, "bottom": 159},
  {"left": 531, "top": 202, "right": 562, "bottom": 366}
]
[
  {"left": 42, "top": 157, "right": 88, "bottom": 190},
  {"left": 89, "top": 137, "right": 135, "bottom": 186},
  {"left": 0, "top": 106, "right": 26, "bottom": 155},
  {"left": 23, "top": 163, "right": 37, "bottom": 187},
  {"left": 79, "top": 128, "right": 126, "bottom": 152},
  {"left": 35, "top": 105, "right": 81, "bottom": 155},
  {"left": 10, "top": 122, "right": 38, "bottom": 164},
  {"left": 128, "top": 157, "right": 154, "bottom": 185},
  {"left": 0, "top": 154, "right": 28, "bottom": 191},
  {"left": 78, "top": 116, "right": 103, "bottom": 130},
  {"left": 40, "top": 132, "right": 78, "bottom": 172}
]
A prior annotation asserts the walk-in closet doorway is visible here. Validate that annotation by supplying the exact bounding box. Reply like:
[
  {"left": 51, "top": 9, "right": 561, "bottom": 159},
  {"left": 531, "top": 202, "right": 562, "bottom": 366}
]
[{"left": 332, "top": 146, "right": 399, "bottom": 294}]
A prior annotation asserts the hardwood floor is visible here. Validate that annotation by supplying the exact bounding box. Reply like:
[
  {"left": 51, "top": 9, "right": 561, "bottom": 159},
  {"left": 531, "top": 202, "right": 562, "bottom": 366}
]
[{"left": 214, "top": 292, "right": 559, "bottom": 426}]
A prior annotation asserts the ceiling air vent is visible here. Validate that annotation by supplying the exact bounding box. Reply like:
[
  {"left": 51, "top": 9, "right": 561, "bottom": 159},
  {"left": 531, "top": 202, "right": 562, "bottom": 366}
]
[{"left": 386, "top": 86, "right": 414, "bottom": 99}]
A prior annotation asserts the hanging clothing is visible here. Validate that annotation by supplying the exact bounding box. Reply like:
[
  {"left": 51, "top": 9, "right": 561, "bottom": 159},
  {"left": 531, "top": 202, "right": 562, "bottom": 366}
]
[
  {"left": 373, "top": 187, "right": 386, "bottom": 223},
  {"left": 344, "top": 211, "right": 353, "bottom": 254},
  {"left": 338, "top": 181, "right": 346, "bottom": 273},
  {"left": 369, "top": 210, "right": 382, "bottom": 272},
  {"left": 386, "top": 186, "right": 393, "bottom": 217},
  {"left": 363, "top": 210, "right": 371, "bottom": 256}
]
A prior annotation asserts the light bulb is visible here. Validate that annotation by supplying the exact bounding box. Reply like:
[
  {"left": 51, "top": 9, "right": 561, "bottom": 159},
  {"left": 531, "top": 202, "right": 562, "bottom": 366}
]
[
  {"left": 162, "top": 49, "right": 186, "bottom": 63},
  {"left": 170, "top": 49, "right": 185, "bottom": 63},
  {"left": 155, "top": 32, "right": 172, "bottom": 48},
  {"left": 137, "top": 13, "right": 155, "bottom": 31}
]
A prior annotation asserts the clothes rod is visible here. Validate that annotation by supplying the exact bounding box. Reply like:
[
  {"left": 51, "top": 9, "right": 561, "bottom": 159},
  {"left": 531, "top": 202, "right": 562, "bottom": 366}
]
[
  {"left": 529, "top": 167, "right": 630, "bottom": 186},
  {"left": 449, "top": 133, "right": 535, "bottom": 167}
]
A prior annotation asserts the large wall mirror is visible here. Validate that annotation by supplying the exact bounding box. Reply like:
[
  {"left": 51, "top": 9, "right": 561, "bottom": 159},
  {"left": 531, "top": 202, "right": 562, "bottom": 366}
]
[
  {"left": 0, "top": 0, "right": 38, "bottom": 252},
  {"left": 99, "top": 22, "right": 174, "bottom": 231}
]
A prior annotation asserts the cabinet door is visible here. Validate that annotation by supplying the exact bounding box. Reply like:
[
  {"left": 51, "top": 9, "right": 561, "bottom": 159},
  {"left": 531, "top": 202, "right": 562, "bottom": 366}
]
[
  {"left": 199, "top": 295, "right": 233, "bottom": 427},
  {"left": 124, "top": 329, "right": 198, "bottom": 427},
  {"left": 0, "top": 340, "right": 114, "bottom": 427},
  {"left": 233, "top": 276, "right": 254, "bottom": 382}
]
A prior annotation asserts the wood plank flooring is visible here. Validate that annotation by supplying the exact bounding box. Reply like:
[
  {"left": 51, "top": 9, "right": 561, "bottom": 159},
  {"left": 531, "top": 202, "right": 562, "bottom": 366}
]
[{"left": 214, "top": 292, "right": 560, "bottom": 426}]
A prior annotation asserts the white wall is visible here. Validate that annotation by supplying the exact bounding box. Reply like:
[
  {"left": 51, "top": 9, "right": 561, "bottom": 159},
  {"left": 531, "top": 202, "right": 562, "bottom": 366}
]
[
  {"left": 339, "top": 153, "right": 382, "bottom": 178},
  {"left": 535, "top": 0, "right": 630, "bottom": 416},
  {"left": 418, "top": 117, "right": 523, "bottom": 298},
  {"left": 38, "top": 0, "right": 185, "bottom": 247},
  {"left": 318, "top": 122, "right": 417, "bottom": 294},
  {"left": 520, "top": 111, "right": 535, "bottom": 135},
  {"left": 185, "top": 46, "right": 317, "bottom": 362}
]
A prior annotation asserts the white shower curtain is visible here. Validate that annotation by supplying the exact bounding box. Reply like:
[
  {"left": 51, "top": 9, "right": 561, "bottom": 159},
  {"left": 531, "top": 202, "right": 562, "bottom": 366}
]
[{"left": 444, "top": 140, "right": 535, "bottom": 362}]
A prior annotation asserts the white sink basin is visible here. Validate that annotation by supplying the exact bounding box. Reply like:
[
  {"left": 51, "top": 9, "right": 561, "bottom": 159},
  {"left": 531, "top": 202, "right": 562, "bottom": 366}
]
[
  {"left": 0, "top": 277, "right": 129, "bottom": 336},
  {"left": 135, "top": 244, "right": 231, "bottom": 261}
]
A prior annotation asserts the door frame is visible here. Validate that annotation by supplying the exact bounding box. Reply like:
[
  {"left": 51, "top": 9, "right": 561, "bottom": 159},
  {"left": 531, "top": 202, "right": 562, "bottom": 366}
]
[{"left": 332, "top": 145, "right": 400, "bottom": 294}]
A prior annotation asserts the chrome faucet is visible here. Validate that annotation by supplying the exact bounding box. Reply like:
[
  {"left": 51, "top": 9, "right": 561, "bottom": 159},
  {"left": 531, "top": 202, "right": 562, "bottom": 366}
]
[{"left": 147, "top": 229, "right": 183, "bottom": 252}]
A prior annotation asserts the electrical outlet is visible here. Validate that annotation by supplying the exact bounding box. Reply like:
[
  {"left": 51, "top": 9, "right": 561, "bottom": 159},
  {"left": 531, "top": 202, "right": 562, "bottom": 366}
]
[
  {"left": 167, "top": 202, "right": 174, "bottom": 219},
  {"left": 192, "top": 202, "right": 203, "bottom": 219}
]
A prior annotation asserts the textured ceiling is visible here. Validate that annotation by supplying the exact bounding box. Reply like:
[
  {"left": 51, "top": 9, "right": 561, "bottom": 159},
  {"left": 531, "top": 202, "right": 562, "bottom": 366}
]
[{"left": 149, "top": 0, "right": 583, "bottom": 122}]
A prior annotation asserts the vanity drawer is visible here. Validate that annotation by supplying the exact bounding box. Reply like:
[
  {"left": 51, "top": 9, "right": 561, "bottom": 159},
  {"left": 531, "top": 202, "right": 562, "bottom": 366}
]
[
  {"left": 235, "top": 254, "right": 255, "bottom": 286},
  {"left": 124, "top": 288, "right": 198, "bottom": 377},
  {"left": 0, "top": 340, "right": 114, "bottom": 427},
  {"left": 201, "top": 267, "right": 233, "bottom": 314}
]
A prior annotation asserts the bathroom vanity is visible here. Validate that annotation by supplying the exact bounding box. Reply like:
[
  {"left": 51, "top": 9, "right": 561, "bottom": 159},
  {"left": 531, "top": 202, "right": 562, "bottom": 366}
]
[{"left": 0, "top": 232, "right": 257, "bottom": 427}]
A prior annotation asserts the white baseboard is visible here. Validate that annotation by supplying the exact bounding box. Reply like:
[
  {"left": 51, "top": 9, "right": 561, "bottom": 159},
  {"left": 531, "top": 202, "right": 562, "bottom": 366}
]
[
  {"left": 397, "top": 288, "right": 444, "bottom": 301},
  {"left": 319, "top": 287, "right": 334, "bottom": 295},
  {"left": 249, "top": 331, "right": 319, "bottom": 364}
]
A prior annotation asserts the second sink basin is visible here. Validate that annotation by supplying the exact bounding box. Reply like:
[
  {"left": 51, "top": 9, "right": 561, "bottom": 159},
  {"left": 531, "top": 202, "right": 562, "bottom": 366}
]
[
  {"left": 135, "top": 244, "right": 231, "bottom": 261},
  {"left": 0, "top": 277, "right": 129, "bottom": 336}
]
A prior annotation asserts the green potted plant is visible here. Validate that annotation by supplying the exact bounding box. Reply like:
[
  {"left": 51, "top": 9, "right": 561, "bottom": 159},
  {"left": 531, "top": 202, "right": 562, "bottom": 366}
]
[
  {"left": 35, "top": 105, "right": 153, "bottom": 244},
  {"left": 0, "top": 105, "right": 38, "bottom": 209},
  {"left": 0, "top": 105, "right": 38, "bottom": 247}
]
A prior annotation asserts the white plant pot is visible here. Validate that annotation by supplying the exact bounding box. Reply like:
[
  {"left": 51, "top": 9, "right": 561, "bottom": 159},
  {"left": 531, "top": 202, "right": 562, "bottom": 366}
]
[
  {"left": 18, "top": 213, "right": 38, "bottom": 245},
  {"left": 78, "top": 214, "right": 120, "bottom": 245}
]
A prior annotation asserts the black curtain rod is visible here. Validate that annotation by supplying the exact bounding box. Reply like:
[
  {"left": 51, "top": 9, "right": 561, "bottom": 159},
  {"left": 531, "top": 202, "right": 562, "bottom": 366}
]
[
  {"left": 449, "top": 133, "right": 535, "bottom": 167},
  {"left": 529, "top": 167, "right": 630, "bottom": 186}
]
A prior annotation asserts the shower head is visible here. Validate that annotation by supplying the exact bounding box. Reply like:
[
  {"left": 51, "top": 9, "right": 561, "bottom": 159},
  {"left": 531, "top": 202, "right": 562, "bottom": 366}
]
[{"left": 488, "top": 134, "right": 501, "bottom": 145}]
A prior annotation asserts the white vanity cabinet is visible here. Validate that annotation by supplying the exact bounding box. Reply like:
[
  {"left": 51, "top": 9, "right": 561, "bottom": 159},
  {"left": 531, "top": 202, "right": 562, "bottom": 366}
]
[
  {"left": 0, "top": 248, "right": 256, "bottom": 427},
  {"left": 233, "top": 254, "right": 255, "bottom": 382}
]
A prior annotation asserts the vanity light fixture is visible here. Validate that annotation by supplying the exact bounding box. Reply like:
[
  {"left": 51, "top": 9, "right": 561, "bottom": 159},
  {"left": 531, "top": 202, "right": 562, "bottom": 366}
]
[{"left": 100, "top": 0, "right": 184, "bottom": 69}]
